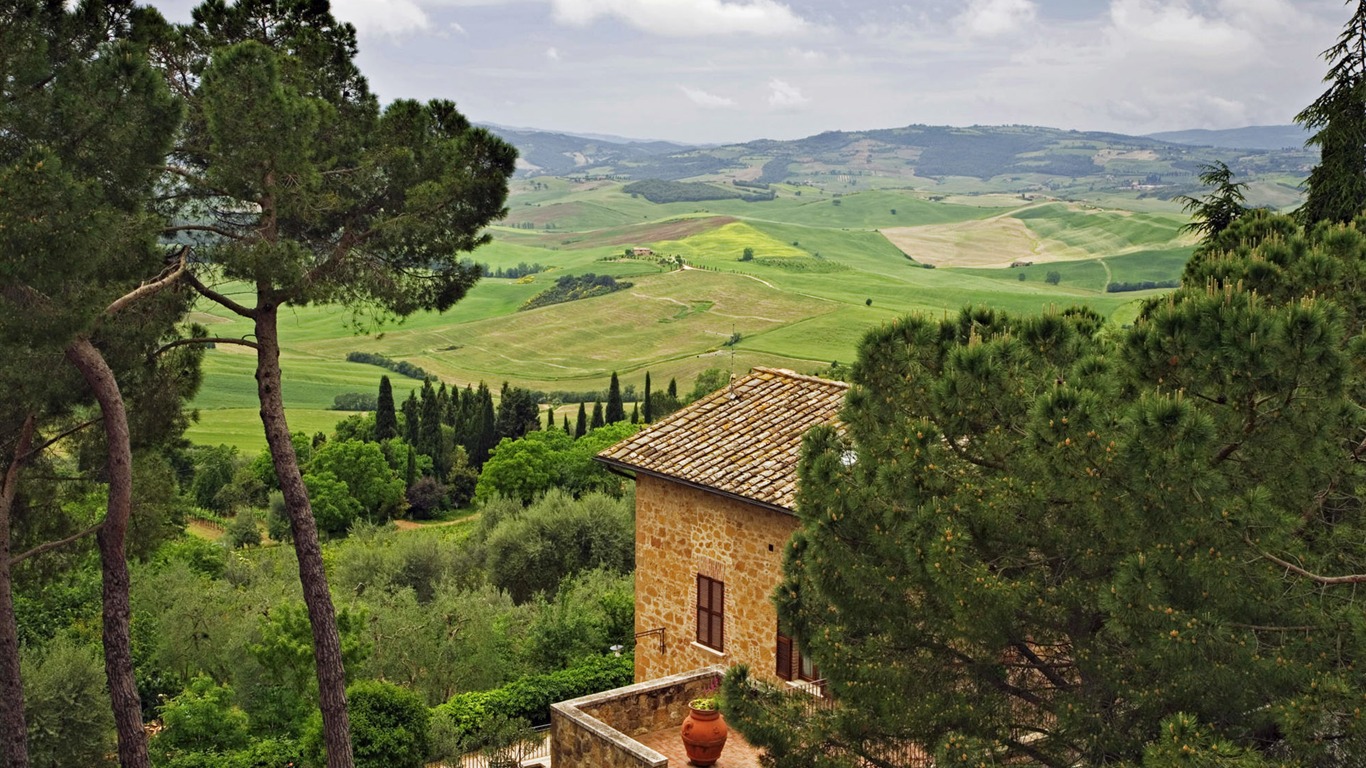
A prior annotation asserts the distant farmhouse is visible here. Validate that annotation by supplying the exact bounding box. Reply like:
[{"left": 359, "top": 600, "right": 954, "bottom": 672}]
[{"left": 631, "top": 246, "right": 655, "bottom": 257}]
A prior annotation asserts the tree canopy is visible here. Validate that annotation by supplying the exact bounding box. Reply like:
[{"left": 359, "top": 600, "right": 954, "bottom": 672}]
[{"left": 726, "top": 214, "right": 1366, "bottom": 765}]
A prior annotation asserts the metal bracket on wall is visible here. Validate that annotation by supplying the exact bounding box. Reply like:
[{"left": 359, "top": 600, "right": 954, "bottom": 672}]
[{"left": 634, "top": 627, "right": 666, "bottom": 654}]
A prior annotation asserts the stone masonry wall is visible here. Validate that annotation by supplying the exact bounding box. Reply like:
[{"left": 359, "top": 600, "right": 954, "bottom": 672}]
[
  {"left": 633, "top": 473, "right": 800, "bottom": 683},
  {"left": 550, "top": 666, "right": 724, "bottom": 768}
]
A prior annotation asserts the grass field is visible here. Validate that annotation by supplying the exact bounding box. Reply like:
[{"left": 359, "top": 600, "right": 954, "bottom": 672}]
[{"left": 185, "top": 183, "right": 1195, "bottom": 450}]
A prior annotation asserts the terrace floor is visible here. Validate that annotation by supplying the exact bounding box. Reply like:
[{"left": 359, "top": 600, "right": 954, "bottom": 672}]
[{"left": 635, "top": 722, "right": 765, "bottom": 768}]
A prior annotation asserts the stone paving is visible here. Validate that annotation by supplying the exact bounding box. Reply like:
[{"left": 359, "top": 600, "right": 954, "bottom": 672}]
[{"left": 636, "top": 722, "right": 766, "bottom": 768}]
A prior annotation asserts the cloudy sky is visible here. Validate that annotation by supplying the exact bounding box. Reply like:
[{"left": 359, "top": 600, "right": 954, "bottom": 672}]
[{"left": 145, "top": 0, "right": 1350, "bottom": 144}]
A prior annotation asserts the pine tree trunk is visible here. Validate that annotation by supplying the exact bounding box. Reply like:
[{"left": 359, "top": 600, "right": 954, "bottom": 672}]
[
  {"left": 254, "top": 307, "right": 354, "bottom": 768},
  {"left": 64, "top": 338, "right": 148, "bottom": 768},
  {"left": 0, "top": 417, "right": 35, "bottom": 768}
]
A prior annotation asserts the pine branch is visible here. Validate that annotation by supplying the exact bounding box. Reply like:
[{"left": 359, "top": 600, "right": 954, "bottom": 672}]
[
  {"left": 150, "top": 336, "right": 260, "bottom": 357},
  {"left": 185, "top": 272, "right": 256, "bottom": 318},
  {"left": 1246, "top": 535, "right": 1366, "bottom": 585},
  {"left": 9, "top": 521, "right": 104, "bottom": 566},
  {"left": 20, "top": 416, "right": 102, "bottom": 462},
  {"left": 103, "top": 246, "right": 189, "bottom": 316}
]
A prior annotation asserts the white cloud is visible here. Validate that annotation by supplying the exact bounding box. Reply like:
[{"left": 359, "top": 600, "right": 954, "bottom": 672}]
[
  {"left": 767, "top": 78, "right": 808, "bottom": 107},
  {"left": 546, "top": 46, "right": 561, "bottom": 60},
  {"left": 449, "top": 21, "right": 468, "bottom": 34},
  {"left": 955, "top": 0, "right": 1037, "bottom": 39},
  {"left": 550, "top": 0, "right": 808, "bottom": 37},
  {"left": 682, "top": 86, "right": 737, "bottom": 108},
  {"left": 330, "top": 0, "right": 431, "bottom": 36}
]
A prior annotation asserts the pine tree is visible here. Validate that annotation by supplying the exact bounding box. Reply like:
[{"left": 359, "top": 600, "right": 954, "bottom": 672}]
[
  {"left": 0, "top": 5, "right": 192, "bottom": 765},
  {"left": 1297, "top": 1, "right": 1366, "bottom": 224},
  {"left": 157, "top": 4, "right": 515, "bottom": 761},
  {"left": 643, "top": 371, "right": 653, "bottom": 423},
  {"left": 1176, "top": 161, "right": 1249, "bottom": 238},
  {"left": 590, "top": 401, "right": 605, "bottom": 430},
  {"left": 605, "top": 372, "right": 626, "bottom": 423},
  {"left": 727, "top": 226, "right": 1366, "bottom": 764},
  {"left": 375, "top": 376, "right": 397, "bottom": 441},
  {"left": 575, "top": 403, "right": 588, "bottom": 439}
]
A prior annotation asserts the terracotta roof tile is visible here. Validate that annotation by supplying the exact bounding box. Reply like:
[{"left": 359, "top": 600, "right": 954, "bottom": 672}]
[{"left": 596, "top": 367, "right": 847, "bottom": 512}]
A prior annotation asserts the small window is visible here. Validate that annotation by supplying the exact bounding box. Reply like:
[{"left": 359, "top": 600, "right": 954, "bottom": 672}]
[
  {"left": 696, "top": 575, "right": 724, "bottom": 651},
  {"left": 799, "top": 650, "right": 821, "bottom": 682}
]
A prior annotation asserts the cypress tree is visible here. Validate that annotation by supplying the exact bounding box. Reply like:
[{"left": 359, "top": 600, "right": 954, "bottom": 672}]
[
  {"left": 563, "top": 415, "right": 572, "bottom": 434},
  {"left": 419, "top": 380, "right": 450, "bottom": 479},
  {"left": 606, "top": 372, "right": 626, "bottom": 423},
  {"left": 456, "top": 384, "right": 476, "bottom": 454},
  {"left": 590, "top": 401, "right": 605, "bottom": 430},
  {"left": 444, "top": 383, "right": 461, "bottom": 427},
  {"left": 644, "top": 371, "right": 653, "bottom": 423},
  {"left": 472, "top": 383, "right": 498, "bottom": 466},
  {"left": 404, "top": 446, "right": 416, "bottom": 489},
  {"left": 402, "top": 390, "right": 420, "bottom": 445},
  {"left": 631, "top": 402, "right": 639, "bottom": 423},
  {"left": 668, "top": 377, "right": 678, "bottom": 399},
  {"left": 375, "top": 375, "right": 397, "bottom": 441},
  {"left": 575, "top": 402, "right": 588, "bottom": 438},
  {"left": 546, "top": 405, "right": 556, "bottom": 431}
]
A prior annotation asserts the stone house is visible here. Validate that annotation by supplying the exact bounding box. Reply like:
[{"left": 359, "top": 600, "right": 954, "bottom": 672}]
[
  {"left": 594, "top": 367, "right": 847, "bottom": 687},
  {"left": 548, "top": 368, "right": 847, "bottom": 767}
]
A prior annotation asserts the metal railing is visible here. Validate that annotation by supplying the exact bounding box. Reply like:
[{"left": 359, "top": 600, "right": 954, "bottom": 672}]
[{"left": 458, "top": 725, "right": 550, "bottom": 768}]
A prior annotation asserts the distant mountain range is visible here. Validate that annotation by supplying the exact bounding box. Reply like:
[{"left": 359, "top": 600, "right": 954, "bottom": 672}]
[
  {"left": 480, "top": 122, "right": 1313, "bottom": 208},
  {"left": 1145, "top": 125, "right": 1310, "bottom": 151}
]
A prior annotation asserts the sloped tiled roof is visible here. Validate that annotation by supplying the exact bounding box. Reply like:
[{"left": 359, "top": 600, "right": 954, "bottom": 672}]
[{"left": 596, "top": 367, "right": 848, "bottom": 513}]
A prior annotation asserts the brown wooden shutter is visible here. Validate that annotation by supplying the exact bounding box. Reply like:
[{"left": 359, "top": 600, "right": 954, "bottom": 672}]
[
  {"left": 696, "top": 575, "right": 725, "bottom": 651},
  {"left": 776, "top": 634, "right": 793, "bottom": 680}
]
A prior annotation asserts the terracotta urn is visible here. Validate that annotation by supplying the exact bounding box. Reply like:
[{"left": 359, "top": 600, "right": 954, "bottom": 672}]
[{"left": 681, "top": 702, "right": 728, "bottom": 766}]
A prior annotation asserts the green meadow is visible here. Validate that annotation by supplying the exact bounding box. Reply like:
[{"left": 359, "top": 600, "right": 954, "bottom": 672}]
[{"left": 186, "top": 180, "right": 1198, "bottom": 450}]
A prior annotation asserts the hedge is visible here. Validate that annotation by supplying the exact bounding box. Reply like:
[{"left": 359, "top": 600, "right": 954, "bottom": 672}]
[{"left": 430, "top": 654, "right": 632, "bottom": 742}]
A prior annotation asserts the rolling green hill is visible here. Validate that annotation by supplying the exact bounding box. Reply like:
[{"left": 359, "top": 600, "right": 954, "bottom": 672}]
[{"left": 185, "top": 122, "right": 1305, "bottom": 450}]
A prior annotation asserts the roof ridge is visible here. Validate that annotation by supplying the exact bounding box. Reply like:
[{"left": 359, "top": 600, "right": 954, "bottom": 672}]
[{"left": 750, "top": 366, "right": 850, "bottom": 390}]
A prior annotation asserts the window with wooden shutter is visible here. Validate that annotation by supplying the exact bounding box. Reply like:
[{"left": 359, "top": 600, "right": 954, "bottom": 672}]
[
  {"left": 776, "top": 633, "right": 793, "bottom": 680},
  {"left": 696, "top": 574, "right": 724, "bottom": 651}
]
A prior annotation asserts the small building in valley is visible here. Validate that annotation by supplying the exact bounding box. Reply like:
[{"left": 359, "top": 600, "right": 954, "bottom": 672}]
[{"left": 631, "top": 246, "right": 655, "bottom": 257}]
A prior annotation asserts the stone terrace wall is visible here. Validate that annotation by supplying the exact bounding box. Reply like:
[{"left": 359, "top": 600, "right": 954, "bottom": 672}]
[
  {"left": 633, "top": 473, "right": 800, "bottom": 683},
  {"left": 549, "top": 665, "right": 724, "bottom": 768}
]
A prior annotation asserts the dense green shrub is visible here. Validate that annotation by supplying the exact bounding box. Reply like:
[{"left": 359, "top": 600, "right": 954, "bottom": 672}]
[
  {"left": 153, "top": 536, "right": 228, "bottom": 579},
  {"left": 226, "top": 509, "right": 261, "bottom": 549},
  {"left": 429, "top": 654, "right": 632, "bottom": 748},
  {"left": 302, "top": 680, "right": 429, "bottom": 768},
  {"left": 331, "top": 391, "right": 379, "bottom": 411},
  {"left": 20, "top": 636, "right": 115, "bottom": 767},
  {"left": 156, "top": 676, "right": 251, "bottom": 759},
  {"left": 520, "top": 273, "right": 632, "bottom": 311},
  {"left": 484, "top": 490, "right": 634, "bottom": 603},
  {"left": 345, "top": 351, "right": 428, "bottom": 380}
]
